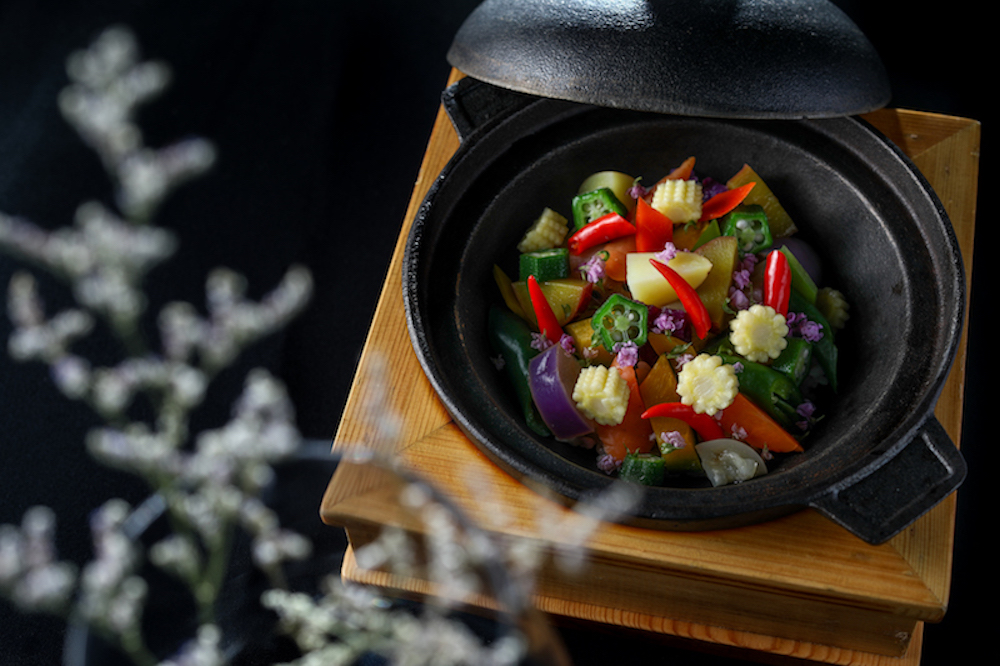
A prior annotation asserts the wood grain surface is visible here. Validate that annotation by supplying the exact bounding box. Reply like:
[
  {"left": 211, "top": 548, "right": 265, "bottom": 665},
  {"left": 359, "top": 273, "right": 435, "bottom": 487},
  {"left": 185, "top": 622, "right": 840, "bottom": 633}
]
[{"left": 321, "top": 69, "right": 981, "bottom": 665}]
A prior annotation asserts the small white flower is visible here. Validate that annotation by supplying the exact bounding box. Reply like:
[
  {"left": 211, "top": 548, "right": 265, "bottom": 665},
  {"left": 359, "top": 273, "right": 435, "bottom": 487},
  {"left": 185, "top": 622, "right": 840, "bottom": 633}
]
[{"left": 159, "top": 623, "right": 225, "bottom": 666}]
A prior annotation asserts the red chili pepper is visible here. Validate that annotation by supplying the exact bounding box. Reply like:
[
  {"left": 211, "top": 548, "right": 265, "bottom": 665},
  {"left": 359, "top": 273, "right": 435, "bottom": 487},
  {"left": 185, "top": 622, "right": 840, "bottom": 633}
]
[
  {"left": 566, "top": 212, "right": 635, "bottom": 256},
  {"left": 699, "top": 181, "right": 756, "bottom": 222},
  {"left": 634, "top": 196, "right": 673, "bottom": 252},
  {"left": 649, "top": 259, "right": 712, "bottom": 340},
  {"left": 640, "top": 401, "right": 725, "bottom": 441},
  {"left": 763, "top": 249, "right": 791, "bottom": 316},
  {"left": 526, "top": 274, "right": 563, "bottom": 343}
]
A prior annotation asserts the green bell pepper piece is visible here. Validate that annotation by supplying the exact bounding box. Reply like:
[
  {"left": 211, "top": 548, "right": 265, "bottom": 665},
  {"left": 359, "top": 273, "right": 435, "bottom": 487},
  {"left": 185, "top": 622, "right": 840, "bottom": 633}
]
[
  {"left": 487, "top": 305, "right": 551, "bottom": 437},
  {"left": 722, "top": 204, "right": 772, "bottom": 254},
  {"left": 571, "top": 187, "right": 629, "bottom": 230},
  {"left": 591, "top": 293, "right": 649, "bottom": 352}
]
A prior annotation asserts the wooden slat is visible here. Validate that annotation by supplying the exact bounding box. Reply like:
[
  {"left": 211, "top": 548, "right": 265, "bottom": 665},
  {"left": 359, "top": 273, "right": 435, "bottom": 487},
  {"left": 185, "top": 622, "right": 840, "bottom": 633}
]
[{"left": 320, "top": 72, "right": 980, "bottom": 664}]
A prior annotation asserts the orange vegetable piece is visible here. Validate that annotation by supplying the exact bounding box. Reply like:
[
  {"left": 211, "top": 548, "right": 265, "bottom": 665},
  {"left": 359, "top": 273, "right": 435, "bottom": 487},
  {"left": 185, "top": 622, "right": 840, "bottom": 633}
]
[
  {"left": 699, "top": 182, "right": 755, "bottom": 222},
  {"left": 639, "top": 356, "right": 699, "bottom": 471},
  {"left": 665, "top": 156, "right": 696, "bottom": 181},
  {"left": 600, "top": 234, "right": 637, "bottom": 282},
  {"left": 594, "top": 363, "right": 654, "bottom": 462},
  {"left": 671, "top": 220, "right": 708, "bottom": 251},
  {"left": 634, "top": 196, "right": 673, "bottom": 252},
  {"left": 564, "top": 318, "right": 615, "bottom": 366},
  {"left": 717, "top": 393, "right": 803, "bottom": 453}
]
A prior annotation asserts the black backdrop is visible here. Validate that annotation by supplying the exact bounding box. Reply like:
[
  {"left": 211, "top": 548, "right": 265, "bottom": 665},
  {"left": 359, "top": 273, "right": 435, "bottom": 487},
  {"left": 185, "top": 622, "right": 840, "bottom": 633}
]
[{"left": 0, "top": 1, "right": 988, "bottom": 664}]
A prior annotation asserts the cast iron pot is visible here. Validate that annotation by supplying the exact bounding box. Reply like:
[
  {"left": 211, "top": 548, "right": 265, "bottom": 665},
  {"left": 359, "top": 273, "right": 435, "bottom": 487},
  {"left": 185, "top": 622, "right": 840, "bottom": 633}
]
[{"left": 402, "top": 78, "right": 967, "bottom": 545}]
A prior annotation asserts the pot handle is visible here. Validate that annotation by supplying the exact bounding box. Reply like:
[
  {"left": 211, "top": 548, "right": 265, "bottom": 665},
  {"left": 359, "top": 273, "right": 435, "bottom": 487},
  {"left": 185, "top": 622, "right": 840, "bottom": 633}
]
[
  {"left": 808, "top": 416, "right": 967, "bottom": 544},
  {"left": 441, "top": 77, "right": 536, "bottom": 143}
]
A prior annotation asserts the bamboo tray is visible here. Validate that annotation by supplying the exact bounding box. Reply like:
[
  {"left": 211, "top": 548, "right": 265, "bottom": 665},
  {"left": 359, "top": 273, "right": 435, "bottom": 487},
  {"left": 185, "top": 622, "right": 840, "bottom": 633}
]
[{"left": 321, "top": 69, "right": 980, "bottom": 665}]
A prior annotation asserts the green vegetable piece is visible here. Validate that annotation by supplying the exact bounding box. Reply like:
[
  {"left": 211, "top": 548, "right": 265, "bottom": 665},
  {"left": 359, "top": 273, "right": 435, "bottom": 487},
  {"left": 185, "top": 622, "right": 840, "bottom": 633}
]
[
  {"left": 780, "top": 245, "right": 819, "bottom": 304},
  {"left": 487, "top": 305, "right": 551, "bottom": 437},
  {"left": 789, "top": 290, "right": 838, "bottom": 392},
  {"left": 662, "top": 450, "right": 703, "bottom": 475},
  {"left": 619, "top": 452, "right": 666, "bottom": 486},
  {"left": 658, "top": 438, "right": 703, "bottom": 474},
  {"left": 771, "top": 337, "right": 813, "bottom": 386},
  {"left": 518, "top": 247, "right": 570, "bottom": 282},
  {"left": 718, "top": 354, "right": 804, "bottom": 429},
  {"left": 722, "top": 204, "right": 772, "bottom": 254},
  {"left": 571, "top": 187, "right": 628, "bottom": 230},
  {"left": 592, "top": 293, "right": 649, "bottom": 352},
  {"left": 693, "top": 219, "right": 721, "bottom": 249}
]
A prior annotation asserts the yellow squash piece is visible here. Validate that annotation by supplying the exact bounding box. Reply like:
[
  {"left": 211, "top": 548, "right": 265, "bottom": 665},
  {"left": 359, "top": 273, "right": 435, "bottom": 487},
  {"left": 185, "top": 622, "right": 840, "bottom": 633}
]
[
  {"left": 647, "top": 332, "right": 690, "bottom": 357},
  {"left": 639, "top": 355, "right": 700, "bottom": 473},
  {"left": 511, "top": 278, "right": 592, "bottom": 328},
  {"left": 726, "top": 164, "right": 797, "bottom": 237},
  {"left": 694, "top": 235, "right": 739, "bottom": 330},
  {"left": 493, "top": 265, "right": 526, "bottom": 319},
  {"left": 565, "top": 318, "right": 616, "bottom": 366}
]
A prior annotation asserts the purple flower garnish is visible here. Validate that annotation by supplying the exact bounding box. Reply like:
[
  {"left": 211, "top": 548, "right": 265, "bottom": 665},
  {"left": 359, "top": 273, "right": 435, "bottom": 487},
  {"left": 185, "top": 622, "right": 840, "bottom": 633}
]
[
  {"left": 728, "top": 286, "right": 750, "bottom": 311},
  {"left": 660, "top": 430, "right": 687, "bottom": 451},
  {"left": 700, "top": 177, "right": 728, "bottom": 201},
  {"left": 796, "top": 400, "right": 818, "bottom": 431},
  {"left": 628, "top": 178, "right": 650, "bottom": 200},
  {"left": 787, "top": 312, "right": 824, "bottom": 342},
  {"left": 732, "top": 267, "right": 752, "bottom": 290},
  {"left": 596, "top": 453, "right": 621, "bottom": 474},
  {"left": 653, "top": 242, "right": 677, "bottom": 264},
  {"left": 614, "top": 341, "right": 639, "bottom": 367},
  {"left": 530, "top": 332, "right": 552, "bottom": 351},
  {"left": 559, "top": 333, "right": 577, "bottom": 355},
  {"left": 579, "top": 252, "right": 607, "bottom": 284},
  {"left": 652, "top": 308, "right": 687, "bottom": 335}
]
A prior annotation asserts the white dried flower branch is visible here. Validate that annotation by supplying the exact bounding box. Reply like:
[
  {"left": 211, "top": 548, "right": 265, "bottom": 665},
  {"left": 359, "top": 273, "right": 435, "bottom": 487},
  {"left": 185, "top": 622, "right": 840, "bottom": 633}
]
[
  {"left": 0, "top": 24, "right": 314, "bottom": 666},
  {"left": 0, "top": 506, "right": 77, "bottom": 613},
  {"left": 58, "top": 25, "right": 215, "bottom": 222},
  {"left": 262, "top": 575, "right": 526, "bottom": 666},
  {"left": 0, "top": 23, "right": 638, "bottom": 666},
  {"left": 76, "top": 499, "right": 156, "bottom": 665}
]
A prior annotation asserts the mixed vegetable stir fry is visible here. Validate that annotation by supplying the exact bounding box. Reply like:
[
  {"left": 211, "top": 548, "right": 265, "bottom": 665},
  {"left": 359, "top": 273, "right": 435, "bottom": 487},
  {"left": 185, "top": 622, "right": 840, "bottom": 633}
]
[{"left": 489, "top": 157, "right": 850, "bottom": 487}]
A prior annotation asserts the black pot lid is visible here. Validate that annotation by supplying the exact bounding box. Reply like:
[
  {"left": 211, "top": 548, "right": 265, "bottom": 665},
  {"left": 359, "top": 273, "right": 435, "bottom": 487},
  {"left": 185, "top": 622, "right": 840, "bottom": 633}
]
[{"left": 447, "top": 0, "right": 891, "bottom": 119}]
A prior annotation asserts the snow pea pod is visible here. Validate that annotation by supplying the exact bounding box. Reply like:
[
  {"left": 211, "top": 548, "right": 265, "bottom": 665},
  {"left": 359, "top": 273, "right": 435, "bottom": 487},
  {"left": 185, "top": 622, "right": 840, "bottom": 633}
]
[
  {"left": 718, "top": 354, "right": 804, "bottom": 430},
  {"left": 788, "top": 289, "right": 838, "bottom": 392},
  {"left": 771, "top": 337, "right": 813, "bottom": 386}
]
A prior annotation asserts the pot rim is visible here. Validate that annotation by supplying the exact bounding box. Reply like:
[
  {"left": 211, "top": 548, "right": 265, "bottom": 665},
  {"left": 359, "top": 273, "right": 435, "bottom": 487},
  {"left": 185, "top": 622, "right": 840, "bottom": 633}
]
[{"left": 402, "top": 90, "right": 966, "bottom": 543}]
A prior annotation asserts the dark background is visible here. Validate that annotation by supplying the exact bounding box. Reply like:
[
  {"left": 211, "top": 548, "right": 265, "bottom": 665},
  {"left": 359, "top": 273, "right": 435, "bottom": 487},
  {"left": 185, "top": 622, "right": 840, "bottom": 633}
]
[{"left": 0, "top": 1, "right": 988, "bottom": 664}]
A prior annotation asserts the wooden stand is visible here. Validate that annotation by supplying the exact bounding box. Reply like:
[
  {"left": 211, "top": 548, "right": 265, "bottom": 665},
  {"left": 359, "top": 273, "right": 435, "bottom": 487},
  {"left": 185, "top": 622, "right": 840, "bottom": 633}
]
[{"left": 321, "top": 70, "right": 980, "bottom": 665}]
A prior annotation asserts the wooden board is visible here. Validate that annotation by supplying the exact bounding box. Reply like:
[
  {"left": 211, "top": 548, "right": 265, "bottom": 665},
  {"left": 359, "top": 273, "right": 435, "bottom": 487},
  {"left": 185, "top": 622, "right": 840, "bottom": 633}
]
[{"left": 321, "top": 69, "right": 981, "bottom": 665}]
